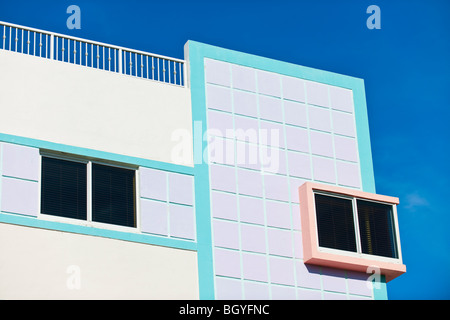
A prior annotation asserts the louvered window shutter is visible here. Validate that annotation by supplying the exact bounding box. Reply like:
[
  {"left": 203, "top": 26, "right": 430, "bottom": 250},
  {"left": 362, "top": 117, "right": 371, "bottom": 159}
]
[
  {"left": 357, "top": 200, "right": 398, "bottom": 258},
  {"left": 314, "top": 194, "right": 357, "bottom": 253},
  {"left": 92, "top": 163, "right": 136, "bottom": 228},
  {"left": 41, "top": 157, "right": 87, "bottom": 220}
]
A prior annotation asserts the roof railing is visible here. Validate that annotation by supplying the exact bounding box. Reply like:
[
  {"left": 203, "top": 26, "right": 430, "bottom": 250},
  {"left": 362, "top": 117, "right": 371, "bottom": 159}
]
[{"left": 0, "top": 21, "right": 186, "bottom": 87}]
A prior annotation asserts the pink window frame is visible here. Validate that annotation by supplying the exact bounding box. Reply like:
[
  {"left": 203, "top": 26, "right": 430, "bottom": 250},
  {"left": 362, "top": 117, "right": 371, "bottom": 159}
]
[{"left": 299, "top": 182, "right": 406, "bottom": 282}]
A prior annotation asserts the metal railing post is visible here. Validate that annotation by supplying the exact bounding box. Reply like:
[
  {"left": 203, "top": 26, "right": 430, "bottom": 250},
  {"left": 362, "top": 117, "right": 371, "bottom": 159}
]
[
  {"left": 49, "top": 34, "right": 54, "bottom": 59},
  {"left": 183, "top": 61, "right": 188, "bottom": 88},
  {"left": 118, "top": 48, "right": 122, "bottom": 74}
]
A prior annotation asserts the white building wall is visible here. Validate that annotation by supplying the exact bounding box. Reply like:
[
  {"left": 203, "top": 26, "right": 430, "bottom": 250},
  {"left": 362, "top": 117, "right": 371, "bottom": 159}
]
[
  {"left": 0, "top": 222, "right": 199, "bottom": 299},
  {"left": 0, "top": 49, "right": 198, "bottom": 300},
  {"left": 0, "top": 50, "right": 193, "bottom": 166}
]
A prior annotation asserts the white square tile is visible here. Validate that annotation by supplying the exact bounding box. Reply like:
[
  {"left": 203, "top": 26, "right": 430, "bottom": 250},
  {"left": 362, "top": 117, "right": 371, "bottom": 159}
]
[
  {"left": 240, "top": 223, "right": 266, "bottom": 253},
  {"left": 285, "top": 125, "right": 309, "bottom": 153},
  {"left": 329, "top": 85, "right": 354, "bottom": 113},
  {"left": 208, "top": 136, "right": 235, "bottom": 166},
  {"left": 266, "top": 200, "right": 291, "bottom": 229},
  {"left": 168, "top": 172, "right": 194, "bottom": 205},
  {"left": 282, "top": 75, "right": 305, "bottom": 102},
  {"left": 336, "top": 161, "right": 361, "bottom": 188},
  {"left": 205, "top": 58, "right": 231, "bottom": 87},
  {"left": 332, "top": 110, "right": 356, "bottom": 137},
  {"left": 140, "top": 199, "right": 168, "bottom": 236},
  {"left": 213, "top": 219, "right": 240, "bottom": 249},
  {"left": 334, "top": 135, "right": 359, "bottom": 162},
  {"left": 257, "top": 70, "right": 281, "bottom": 97},
  {"left": 140, "top": 167, "right": 167, "bottom": 201},
  {"left": 269, "top": 256, "right": 295, "bottom": 286},
  {"left": 215, "top": 277, "right": 242, "bottom": 300},
  {"left": 233, "top": 90, "right": 258, "bottom": 117},
  {"left": 232, "top": 64, "right": 256, "bottom": 92},
  {"left": 310, "top": 131, "right": 334, "bottom": 158},
  {"left": 2, "top": 143, "right": 40, "bottom": 181},
  {"left": 206, "top": 84, "right": 232, "bottom": 112},
  {"left": 312, "top": 156, "right": 336, "bottom": 183},
  {"left": 239, "top": 195, "right": 265, "bottom": 225},
  {"left": 268, "top": 228, "right": 293, "bottom": 257},
  {"left": 207, "top": 110, "right": 234, "bottom": 137},
  {"left": 258, "top": 95, "right": 283, "bottom": 122},
  {"left": 287, "top": 151, "right": 312, "bottom": 179},
  {"left": 284, "top": 101, "right": 307, "bottom": 127},
  {"left": 169, "top": 203, "right": 195, "bottom": 240},
  {"left": 308, "top": 105, "right": 331, "bottom": 132},
  {"left": 214, "top": 248, "right": 241, "bottom": 278},
  {"left": 1, "top": 177, "right": 39, "bottom": 216},
  {"left": 306, "top": 80, "right": 329, "bottom": 107},
  {"left": 242, "top": 252, "right": 268, "bottom": 282},
  {"left": 260, "top": 145, "right": 286, "bottom": 175},
  {"left": 259, "top": 120, "right": 285, "bottom": 149},
  {"left": 211, "top": 191, "right": 238, "bottom": 221},
  {"left": 243, "top": 281, "right": 270, "bottom": 299}
]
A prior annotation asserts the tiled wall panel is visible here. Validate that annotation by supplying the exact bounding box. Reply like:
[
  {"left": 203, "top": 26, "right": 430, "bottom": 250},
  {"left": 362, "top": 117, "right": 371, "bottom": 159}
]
[
  {"left": 0, "top": 143, "right": 196, "bottom": 243},
  {"left": 204, "top": 58, "right": 371, "bottom": 300},
  {"left": 0, "top": 143, "right": 40, "bottom": 217},
  {"left": 139, "top": 167, "right": 196, "bottom": 241}
]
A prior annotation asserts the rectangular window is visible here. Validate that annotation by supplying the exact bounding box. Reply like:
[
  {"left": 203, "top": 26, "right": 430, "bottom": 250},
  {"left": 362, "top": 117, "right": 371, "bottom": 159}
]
[
  {"left": 299, "top": 182, "right": 405, "bottom": 282},
  {"left": 92, "top": 163, "right": 136, "bottom": 228},
  {"left": 313, "top": 192, "right": 399, "bottom": 259},
  {"left": 41, "top": 156, "right": 87, "bottom": 220},
  {"left": 357, "top": 199, "right": 398, "bottom": 258},
  {"left": 40, "top": 155, "right": 136, "bottom": 228},
  {"left": 314, "top": 193, "right": 357, "bottom": 253}
]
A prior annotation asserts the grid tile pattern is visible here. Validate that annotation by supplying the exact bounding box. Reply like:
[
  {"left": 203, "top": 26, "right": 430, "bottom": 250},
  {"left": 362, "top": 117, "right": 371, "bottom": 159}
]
[
  {"left": 0, "top": 143, "right": 40, "bottom": 217},
  {"left": 204, "top": 58, "right": 371, "bottom": 300},
  {"left": 139, "top": 167, "right": 196, "bottom": 241}
]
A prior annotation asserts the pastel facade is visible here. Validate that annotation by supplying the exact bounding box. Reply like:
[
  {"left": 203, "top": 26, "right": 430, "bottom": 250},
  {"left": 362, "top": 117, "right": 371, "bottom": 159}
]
[{"left": 0, "top": 21, "right": 405, "bottom": 300}]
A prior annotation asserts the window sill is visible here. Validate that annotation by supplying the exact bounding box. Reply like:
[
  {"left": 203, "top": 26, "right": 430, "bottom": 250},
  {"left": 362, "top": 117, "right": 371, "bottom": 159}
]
[{"left": 298, "top": 182, "right": 406, "bottom": 282}]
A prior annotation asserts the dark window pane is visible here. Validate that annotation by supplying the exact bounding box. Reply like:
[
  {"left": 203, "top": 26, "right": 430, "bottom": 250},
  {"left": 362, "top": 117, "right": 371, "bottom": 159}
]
[
  {"left": 92, "top": 164, "right": 136, "bottom": 227},
  {"left": 357, "top": 200, "right": 398, "bottom": 258},
  {"left": 314, "top": 194, "right": 357, "bottom": 252},
  {"left": 41, "top": 157, "right": 87, "bottom": 220}
]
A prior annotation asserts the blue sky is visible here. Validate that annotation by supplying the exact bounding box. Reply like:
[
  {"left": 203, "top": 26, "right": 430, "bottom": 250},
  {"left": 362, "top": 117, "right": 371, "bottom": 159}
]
[{"left": 1, "top": 0, "right": 449, "bottom": 299}]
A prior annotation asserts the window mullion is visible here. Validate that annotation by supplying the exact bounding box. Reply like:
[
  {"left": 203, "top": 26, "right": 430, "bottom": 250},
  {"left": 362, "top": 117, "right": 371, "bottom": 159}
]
[
  {"left": 352, "top": 197, "right": 362, "bottom": 254},
  {"left": 87, "top": 161, "right": 92, "bottom": 222}
]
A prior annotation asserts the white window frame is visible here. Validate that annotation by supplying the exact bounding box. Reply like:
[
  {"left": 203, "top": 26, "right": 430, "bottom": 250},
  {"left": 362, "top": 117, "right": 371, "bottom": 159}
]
[
  {"left": 38, "top": 151, "right": 141, "bottom": 234},
  {"left": 313, "top": 190, "right": 403, "bottom": 265}
]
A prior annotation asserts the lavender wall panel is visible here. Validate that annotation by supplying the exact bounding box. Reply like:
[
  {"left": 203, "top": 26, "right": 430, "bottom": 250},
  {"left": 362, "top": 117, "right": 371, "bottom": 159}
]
[
  {"left": 169, "top": 203, "right": 195, "bottom": 240},
  {"left": 140, "top": 199, "right": 168, "bottom": 236},
  {"left": 1, "top": 177, "right": 39, "bottom": 216},
  {"left": 2, "top": 143, "right": 39, "bottom": 181},
  {"left": 282, "top": 76, "right": 305, "bottom": 103},
  {"left": 139, "top": 167, "right": 167, "bottom": 201}
]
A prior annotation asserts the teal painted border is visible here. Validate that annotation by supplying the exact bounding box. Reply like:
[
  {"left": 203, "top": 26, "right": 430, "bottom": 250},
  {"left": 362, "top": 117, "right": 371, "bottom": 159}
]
[
  {"left": 187, "top": 41, "right": 378, "bottom": 299},
  {"left": 373, "top": 275, "right": 388, "bottom": 300},
  {"left": 0, "top": 212, "right": 196, "bottom": 251},
  {"left": 0, "top": 133, "right": 194, "bottom": 175},
  {"left": 0, "top": 133, "right": 196, "bottom": 251}
]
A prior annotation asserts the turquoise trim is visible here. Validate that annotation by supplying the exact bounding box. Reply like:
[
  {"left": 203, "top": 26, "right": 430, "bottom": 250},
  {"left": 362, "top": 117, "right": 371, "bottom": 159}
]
[
  {"left": 187, "top": 41, "right": 379, "bottom": 299},
  {"left": 0, "top": 212, "right": 197, "bottom": 251},
  {"left": 0, "top": 133, "right": 194, "bottom": 175},
  {"left": 188, "top": 42, "right": 216, "bottom": 299},
  {"left": 352, "top": 82, "right": 376, "bottom": 193},
  {"left": 0, "top": 132, "right": 197, "bottom": 251},
  {"left": 373, "top": 275, "right": 388, "bottom": 300}
]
